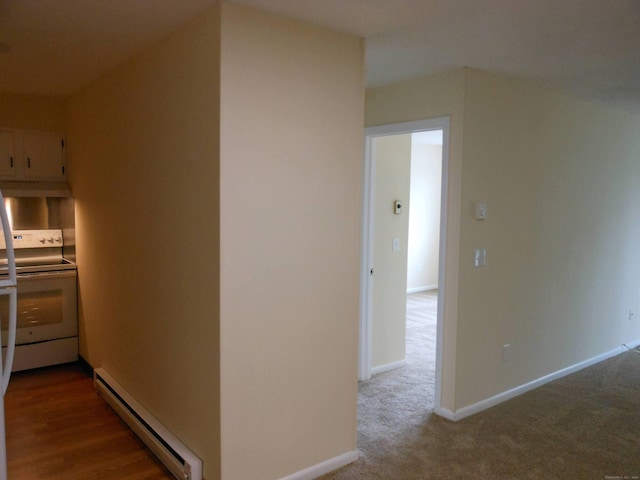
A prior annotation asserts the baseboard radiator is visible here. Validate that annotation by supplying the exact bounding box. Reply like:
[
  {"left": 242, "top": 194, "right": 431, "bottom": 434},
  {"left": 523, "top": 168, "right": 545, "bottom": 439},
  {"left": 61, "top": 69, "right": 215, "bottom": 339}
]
[{"left": 94, "top": 368, "right": 203, "bottom": 480}]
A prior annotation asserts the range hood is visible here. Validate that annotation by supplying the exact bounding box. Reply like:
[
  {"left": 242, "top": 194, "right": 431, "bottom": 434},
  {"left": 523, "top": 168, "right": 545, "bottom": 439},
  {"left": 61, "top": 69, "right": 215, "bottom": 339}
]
[{"left": 0, "top": 181, "right": 72, "bottom": 197}]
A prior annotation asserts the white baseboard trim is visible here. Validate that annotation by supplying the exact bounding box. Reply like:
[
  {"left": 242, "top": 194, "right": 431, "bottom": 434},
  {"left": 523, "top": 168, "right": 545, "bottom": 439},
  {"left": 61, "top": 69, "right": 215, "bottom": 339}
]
[
  {"left": 278, "top": 451, "right": 359, "bottom": 480},
  {"left": 371, "top": 359, "right": 407, "bottom": 376},
  {"left": 407, "top": 284, "right": 438, "bottom": 294},
  {"left": 433, "top": 406, "right": 454, "bottom": 421},
  {"left": 439, "top": 340, "right": 640, "bottom": 422}
]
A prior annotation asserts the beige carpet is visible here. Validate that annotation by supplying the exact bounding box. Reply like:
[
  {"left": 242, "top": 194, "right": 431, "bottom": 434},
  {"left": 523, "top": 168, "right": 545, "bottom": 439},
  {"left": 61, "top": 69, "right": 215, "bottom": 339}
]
[{"left": 321, "top": 291, "right": 640, "bottom": 479}]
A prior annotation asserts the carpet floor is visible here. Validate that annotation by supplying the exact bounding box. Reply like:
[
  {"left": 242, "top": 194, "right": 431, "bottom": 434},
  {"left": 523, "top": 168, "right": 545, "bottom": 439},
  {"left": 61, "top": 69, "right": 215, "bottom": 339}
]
[{"left": 320, "top": 290, "right": 640, "bottom": 479}]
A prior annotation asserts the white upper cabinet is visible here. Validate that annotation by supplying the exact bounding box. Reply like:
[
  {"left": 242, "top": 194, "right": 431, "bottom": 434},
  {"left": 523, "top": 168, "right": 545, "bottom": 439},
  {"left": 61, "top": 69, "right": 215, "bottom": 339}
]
[
  {"left": 0, "top": 130, "right": 17, "bottom": 178},
  {"left": 0, "top": 129, "right": 65, "bottom": 181},
  {"left": 23, "top": 132, "right": 65, "bottom": 180}
]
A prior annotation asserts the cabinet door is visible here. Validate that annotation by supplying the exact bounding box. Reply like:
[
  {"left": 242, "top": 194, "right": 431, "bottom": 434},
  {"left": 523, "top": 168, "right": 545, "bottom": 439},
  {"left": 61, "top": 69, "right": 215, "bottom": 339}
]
[
  {"left": 23, "top": 132, "right": 65, "bottom": 180},
  {"left": 0, "top": 130, "right": 17, "bottom": 178}
]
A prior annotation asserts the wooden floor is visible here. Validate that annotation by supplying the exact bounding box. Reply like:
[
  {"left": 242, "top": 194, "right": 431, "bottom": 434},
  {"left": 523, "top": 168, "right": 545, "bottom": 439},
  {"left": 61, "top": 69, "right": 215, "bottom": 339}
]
[{"left": 4, "top": 363, "right": 173, "bottom": 480}]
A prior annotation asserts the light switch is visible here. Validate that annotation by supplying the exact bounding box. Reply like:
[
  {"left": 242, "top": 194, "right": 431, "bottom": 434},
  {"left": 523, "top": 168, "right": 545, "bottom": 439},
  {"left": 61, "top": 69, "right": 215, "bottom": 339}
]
[
  {"left": 474, "top": 248, "right": 486, "bottom": 267},
  {"left": 475, "top": 202, "right": 487, "bottom": 220},
  {"left": 502, "top": 344, "right": 511, "bottom": 362},
  {"left": 392, "top": 237, "right": 400, "bottom": 252}
]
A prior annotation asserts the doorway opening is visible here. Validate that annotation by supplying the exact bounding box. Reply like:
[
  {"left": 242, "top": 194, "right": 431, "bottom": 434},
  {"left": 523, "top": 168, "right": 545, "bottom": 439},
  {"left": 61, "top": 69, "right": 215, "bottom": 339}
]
[{"left": 359, "top": 118, "right": 449, "bottom": 415}]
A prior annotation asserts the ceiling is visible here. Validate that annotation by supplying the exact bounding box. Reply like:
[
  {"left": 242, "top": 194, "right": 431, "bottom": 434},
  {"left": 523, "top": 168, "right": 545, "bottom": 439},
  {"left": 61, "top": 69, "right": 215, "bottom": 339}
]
[{"left": 1, "top": 0, "right": 639, "bottom": 115}]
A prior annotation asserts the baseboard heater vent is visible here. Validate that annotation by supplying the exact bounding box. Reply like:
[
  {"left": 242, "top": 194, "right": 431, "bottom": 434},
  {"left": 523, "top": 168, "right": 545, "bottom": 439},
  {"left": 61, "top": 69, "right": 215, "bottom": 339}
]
[{"left": 94, "top": 368, "right": 203, "bottom": 480}]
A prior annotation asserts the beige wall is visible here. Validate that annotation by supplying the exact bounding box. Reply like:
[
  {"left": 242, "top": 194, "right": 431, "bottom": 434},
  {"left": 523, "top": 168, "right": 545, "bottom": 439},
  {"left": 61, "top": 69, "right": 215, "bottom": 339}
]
[
  {"left": 456, "top": 69, "right": 640, "bottom": 408},
  {"left": 366, "top": 69, "right": 466, "bottom": 411},
  {"left": 371, "top": 134, "right": 411, "bottom": 369},
  {"left": 66, "top": 3, "right": 363, "bottom": 479},
  {"left": 367, "top": 67, "right": 640, "bottom": 415},
  {"left": 0, "top": 93, "right": 67, "bottom": 132},
  {"left": 67, "top": 5, "right": 221, "bottom": 478},
  {"left": 407, "top": 141, "right": 442, "bottom": 291},
  {"left": 219, "top": 4, "right": 363, "bottom": 479}
]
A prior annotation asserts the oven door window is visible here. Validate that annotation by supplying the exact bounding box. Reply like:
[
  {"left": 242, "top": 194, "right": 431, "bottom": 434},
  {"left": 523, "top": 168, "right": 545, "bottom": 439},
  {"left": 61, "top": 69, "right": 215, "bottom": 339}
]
[
  {"left": 0, "top": 290, "right": 63, "bottom": 329},
  {"left": 0, "top": 272, "right": 77, "bottom": 346}
]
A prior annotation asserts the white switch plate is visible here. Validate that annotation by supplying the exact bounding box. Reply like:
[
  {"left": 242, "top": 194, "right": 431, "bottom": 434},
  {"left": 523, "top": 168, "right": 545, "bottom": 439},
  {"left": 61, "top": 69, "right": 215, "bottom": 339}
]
[
  {"left": 475, "top": 202, "right": 487, "bottom": 220},
  {"left": 502, "top": 344, "right": 511, "bottom": 362},
  {"left": 392, "top": 237, "right": 400, "bottom": 252},
  {"left": 474, "top": 248, "right": 486, "bottom": 267}
]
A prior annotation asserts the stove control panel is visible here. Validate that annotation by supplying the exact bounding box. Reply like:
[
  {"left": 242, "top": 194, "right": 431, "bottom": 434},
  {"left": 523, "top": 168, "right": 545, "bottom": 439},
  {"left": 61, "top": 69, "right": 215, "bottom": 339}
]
[{"left": 0, "top": 229, "right": 64, "bottom": 250}]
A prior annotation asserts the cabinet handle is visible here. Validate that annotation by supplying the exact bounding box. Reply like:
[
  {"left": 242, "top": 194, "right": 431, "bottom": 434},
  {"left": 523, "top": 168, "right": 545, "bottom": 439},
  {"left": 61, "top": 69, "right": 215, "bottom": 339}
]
[
  {"left": 27, "top": 157, "right": 30, "bottom": 168},
  {"left": 9, "top": 156, "right": 13, "bottom": 168}
]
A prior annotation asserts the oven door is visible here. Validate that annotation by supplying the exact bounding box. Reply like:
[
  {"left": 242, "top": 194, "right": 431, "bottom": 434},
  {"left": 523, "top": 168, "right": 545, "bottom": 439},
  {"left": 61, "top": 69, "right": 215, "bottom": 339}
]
[{"left": 0, "top": 270, "right": 77, "bottom": 347}]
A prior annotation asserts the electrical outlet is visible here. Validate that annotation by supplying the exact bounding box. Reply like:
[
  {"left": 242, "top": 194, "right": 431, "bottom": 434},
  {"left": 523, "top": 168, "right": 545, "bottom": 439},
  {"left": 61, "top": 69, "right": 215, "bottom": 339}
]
[{"left": 629, "top": 310, "right": 635, "bottom": 321}]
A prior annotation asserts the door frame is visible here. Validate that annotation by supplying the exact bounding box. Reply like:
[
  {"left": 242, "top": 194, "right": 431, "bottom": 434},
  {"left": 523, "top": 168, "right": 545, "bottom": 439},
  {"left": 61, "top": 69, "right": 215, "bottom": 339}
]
[{"left": 359, "top": 117, "right": 450, "bottom": 412}]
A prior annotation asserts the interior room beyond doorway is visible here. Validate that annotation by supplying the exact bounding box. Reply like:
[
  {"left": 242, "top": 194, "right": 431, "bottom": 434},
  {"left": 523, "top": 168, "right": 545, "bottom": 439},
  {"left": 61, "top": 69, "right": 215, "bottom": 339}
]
[
  {"left": 360, "top": 117, "right": 450, "bottom": 419},
  {"left": 368, "top": 128, "right": 443, "bottom": 377}
]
